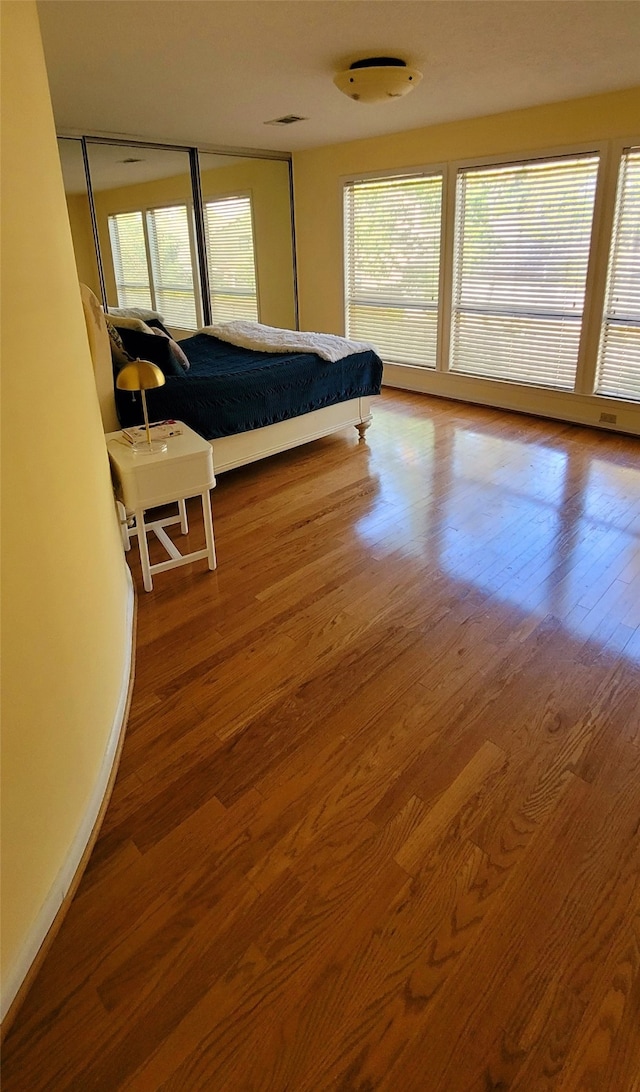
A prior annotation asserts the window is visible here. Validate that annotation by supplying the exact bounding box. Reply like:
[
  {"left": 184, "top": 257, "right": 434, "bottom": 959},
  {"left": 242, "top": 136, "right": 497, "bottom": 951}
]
[
  {"left": 344, "top": 174, "right": 443, "bottom": 367},
  {"left": 204, "top": 195, "right": 258, "bottom": 322},
  {"left": 596, "top": 147, "right": 640, "bottom": 401},
  {"left": 146, "top": 205, "right": 198, "bottom": 329},
  {"left": 109, "top": 195, "right": 259, "bottom": 329},
  {"left": 108, "top": 204, "right": 201, "bottom": 329},
  {"left": 108, "top": 211, "right": 152, "bottom": 310},
  {"left": 450, "top": 154, "right": 599, "bottom": 390}
]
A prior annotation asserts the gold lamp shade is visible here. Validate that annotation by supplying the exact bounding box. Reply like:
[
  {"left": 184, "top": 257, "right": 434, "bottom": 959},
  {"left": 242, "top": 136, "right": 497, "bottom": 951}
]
[
  {"left": 116, "top": 360, "right": 166, "bottom": 392},
  {"left": 116, "top": 360, "right": 166, "bottom": 453}
]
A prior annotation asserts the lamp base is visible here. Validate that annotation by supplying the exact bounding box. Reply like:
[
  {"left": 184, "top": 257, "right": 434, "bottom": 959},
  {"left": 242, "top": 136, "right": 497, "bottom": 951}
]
[{"left": 132, "top": 440, "right": 168, "bottom": 456}]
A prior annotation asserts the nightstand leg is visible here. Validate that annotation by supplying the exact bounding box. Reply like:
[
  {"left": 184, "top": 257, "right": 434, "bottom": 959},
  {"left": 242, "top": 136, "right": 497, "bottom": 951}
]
[
  {"left": 117, "top": 500, "right": 131, "bottom": 551},
  {"left": 201, "top": 490, "right": 217, "bottom": 570},
  {"left": 135, "top": 508, "right": 153, "bottom": 591},
  {"left": 178, "top": 498, "right": 188, "bottom": 534}
]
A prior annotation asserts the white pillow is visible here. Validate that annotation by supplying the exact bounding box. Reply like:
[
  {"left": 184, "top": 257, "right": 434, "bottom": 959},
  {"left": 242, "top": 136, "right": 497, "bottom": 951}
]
[
  {"left": 108, "top": 306, "right": 166, "bottom": 323},
  {"left": 107, "top": 315, "right": 155, "bottom": 334}
]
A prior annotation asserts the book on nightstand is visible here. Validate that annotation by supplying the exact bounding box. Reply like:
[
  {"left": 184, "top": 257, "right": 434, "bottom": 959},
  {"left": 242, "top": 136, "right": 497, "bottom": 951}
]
[{"left": 121, "top": 421, "right": 183, "bottom": 444}]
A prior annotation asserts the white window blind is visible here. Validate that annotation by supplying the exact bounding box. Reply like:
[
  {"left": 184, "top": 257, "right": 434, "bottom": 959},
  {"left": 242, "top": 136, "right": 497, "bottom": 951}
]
[
  {"left": 596, "top": 147, "right": 640, "bottom": 401},
  {"left": 450, "top": 155, "right": 599, "bottom": 390},
  {"left": 204, "top": 195, "right": 258, "bottom": 322},
  {"left": 344, "top": 174, "right": 443, "bottom": 367},
  {"left": 108, "top": 212, "right": 152, "bottom": 310},
  {"left": 146, "top": 205, "right": 199, "bottom": 329}
]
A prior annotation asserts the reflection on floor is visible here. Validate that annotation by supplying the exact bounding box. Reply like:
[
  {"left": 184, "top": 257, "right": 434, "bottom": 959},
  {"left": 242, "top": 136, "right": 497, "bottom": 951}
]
[
  {"left": 358, "top": 394, "right": 639, "bottom": 657},
  {"left": 4, "top": 389, "right": 640, "bottom": 1092}
]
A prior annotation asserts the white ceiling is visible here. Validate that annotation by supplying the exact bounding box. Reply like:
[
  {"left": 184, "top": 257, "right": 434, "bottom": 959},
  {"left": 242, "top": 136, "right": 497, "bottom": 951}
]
[
  {"left": 57, "top": 139, "right": 248, "bottom": 194},
  {"left": 38, "top": 0, "right": 640, "bottom": 154}
]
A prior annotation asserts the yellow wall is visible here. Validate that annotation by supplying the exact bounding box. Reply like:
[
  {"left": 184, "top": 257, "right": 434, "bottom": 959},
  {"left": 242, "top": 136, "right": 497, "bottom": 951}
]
[
  {"left": 93, "top": 158, "right": 296, "bottom": 330},
  {"left": 292, "top": 87, "right": 640, "bottom": 434},
  {"left": 1, "top": 1, "right": 131, "bottom": 1012},
  {"left": 65, "top": 191, "right": 101, "bottom": 297}
]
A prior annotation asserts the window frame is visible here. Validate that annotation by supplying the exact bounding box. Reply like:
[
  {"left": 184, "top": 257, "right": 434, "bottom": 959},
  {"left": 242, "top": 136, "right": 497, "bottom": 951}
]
[
  {"left": 144, "top": 202, "right": 203, "bottom": 330},
  {"left": 447, "top": 147, "right": 605, "bottom": 393},
  {"left": 107, "top": 209, "right": 154, "bottom": 312},
  {"left": 593, "top": 139, "right": 640, "bottom": 400},
  {"left": 108, "top": 189, "right": 262, "bottom": 331},
  {"left": 342, "top": 139, "right": 640, "bottom": 410},
  {"left": 108, "top": 198, "right": 204, "bottom": 329},
  {"left": 202, "top": 189, "right": 260, "bottom": 323},
  {"left": 341, "top": 163, "right": 448, "bottom": 370}
]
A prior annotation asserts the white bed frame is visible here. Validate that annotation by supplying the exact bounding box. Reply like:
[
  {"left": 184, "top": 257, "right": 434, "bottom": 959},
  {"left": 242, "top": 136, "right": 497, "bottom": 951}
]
[
  {"left": 80, "top": 285, "right": 372, "bottom": 475},
  {"left": 209, "top": 398, "right": 372, "bottom": 473}
]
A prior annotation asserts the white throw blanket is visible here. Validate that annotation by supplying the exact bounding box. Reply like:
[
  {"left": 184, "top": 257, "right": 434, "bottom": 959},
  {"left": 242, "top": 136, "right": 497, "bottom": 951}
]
[{"left": 201, "top": 320, "right": 375, "bottom": 363}]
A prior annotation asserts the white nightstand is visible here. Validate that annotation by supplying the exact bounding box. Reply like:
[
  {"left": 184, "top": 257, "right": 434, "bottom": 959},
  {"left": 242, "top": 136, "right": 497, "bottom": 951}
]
[{"left": 105, "top": 423, "right": 216, "bottom": 592}]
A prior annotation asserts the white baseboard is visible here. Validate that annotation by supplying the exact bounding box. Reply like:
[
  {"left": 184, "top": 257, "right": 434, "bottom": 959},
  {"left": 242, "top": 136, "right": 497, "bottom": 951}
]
[
  {"left": 1, "top": 569, "right": 135, "bottom": 1025},
  {"left": 382, "top": 364, "right": 640, "bottom": 436}
]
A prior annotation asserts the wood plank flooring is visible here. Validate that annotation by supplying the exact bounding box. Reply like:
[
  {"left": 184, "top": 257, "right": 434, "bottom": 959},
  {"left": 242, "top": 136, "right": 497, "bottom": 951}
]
[{"left": 3, "top": 390, "right": 640, "bottom": 1091}]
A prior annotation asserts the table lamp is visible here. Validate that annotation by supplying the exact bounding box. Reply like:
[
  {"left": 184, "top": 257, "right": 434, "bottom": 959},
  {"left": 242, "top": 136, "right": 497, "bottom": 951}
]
[{"left": 116, "top": 360, "right": 167, "bottom": 454}]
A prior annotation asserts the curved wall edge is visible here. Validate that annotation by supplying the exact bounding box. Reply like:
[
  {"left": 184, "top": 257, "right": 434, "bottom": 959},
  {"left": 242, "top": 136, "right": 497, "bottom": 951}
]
[{"left": 0, "top": 571, "right": 136, "bottom": 1031}]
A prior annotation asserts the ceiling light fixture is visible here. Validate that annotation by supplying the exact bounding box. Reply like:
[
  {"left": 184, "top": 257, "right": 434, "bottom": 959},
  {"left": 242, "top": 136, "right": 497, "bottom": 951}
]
[{"left": 333, "top": 57, "right": 422, "bottom": 104}]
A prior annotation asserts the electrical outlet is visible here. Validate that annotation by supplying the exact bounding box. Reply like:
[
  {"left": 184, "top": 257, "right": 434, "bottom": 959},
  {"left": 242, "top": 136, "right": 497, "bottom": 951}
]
[{"left": 599, "top": 412, "right": 617, "bottom": 424}]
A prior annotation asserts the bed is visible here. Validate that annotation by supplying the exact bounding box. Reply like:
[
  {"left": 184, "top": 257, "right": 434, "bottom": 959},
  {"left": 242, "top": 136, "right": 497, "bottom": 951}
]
[{"left": 80, "top": 285, "right": 383, "bottom": 474}]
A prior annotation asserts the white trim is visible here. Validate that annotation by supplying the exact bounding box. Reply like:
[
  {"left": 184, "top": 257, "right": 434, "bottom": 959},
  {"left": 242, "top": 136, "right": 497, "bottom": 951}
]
[
  {"left": 574, "top": 144, "right": 616, "bottom": 395},
  {"left": 0, "top": 569, "right": 135, "bottom": 1024},
  {"left": 341, "top": 161, "right": 448, "bottom": 187},
  {"left": 593, "top": 141, "right": 640, "bottom": 400},
  {"left": 383, "top": 364, "right": 640, "bottom": 436},
  {"left": 185, "top": 200, "right": 205, "bottom": 327},
  {"left": 437, "top": 160, "right": 456, "bottom": 374},
  {"left": 449, "top": 140, "right": 605, "bottom": 174}
]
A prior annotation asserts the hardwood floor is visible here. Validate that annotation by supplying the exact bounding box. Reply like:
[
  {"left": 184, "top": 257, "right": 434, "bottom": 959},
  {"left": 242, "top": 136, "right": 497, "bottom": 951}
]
[{"left": 4, "top": 390, "right": 640, "bottom": 1091}]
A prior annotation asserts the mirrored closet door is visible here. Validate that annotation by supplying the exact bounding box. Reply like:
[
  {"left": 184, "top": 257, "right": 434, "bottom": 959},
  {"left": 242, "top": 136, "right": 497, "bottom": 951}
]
[
  {"left": 86, "top": 141, "right": 199, "bottom": 338},
  {"left": 198, "top": 152, "right": 296, "bottom": 330},
  {"left": 58, "top": 137, "right": 103, "bottom": 301},
  {"left": 58, "top": 137, "right": 297, "bottom": 337}
]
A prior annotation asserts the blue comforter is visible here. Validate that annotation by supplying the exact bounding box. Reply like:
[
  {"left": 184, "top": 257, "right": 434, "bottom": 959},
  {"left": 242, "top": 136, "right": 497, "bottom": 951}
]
[{"left": 115, "top": 333, "right": 383, "bottom": 441}]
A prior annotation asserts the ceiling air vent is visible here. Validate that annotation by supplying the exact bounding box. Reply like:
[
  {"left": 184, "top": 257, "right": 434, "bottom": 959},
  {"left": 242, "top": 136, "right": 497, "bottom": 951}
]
[{"left": 264, "top": 115, "right": 308, "bottom": 126}]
